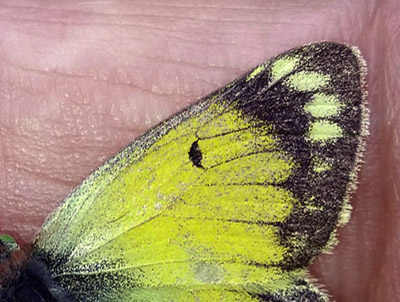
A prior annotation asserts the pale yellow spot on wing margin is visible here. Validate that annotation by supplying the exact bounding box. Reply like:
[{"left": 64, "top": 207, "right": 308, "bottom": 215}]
[
  {"left": 304, "top": 93, "right": 343, "bottom": 118},
  {"left": 308, "top": 121, "right": 343, "bottom": 142},
  {"left": 271, "top": 56, "right": 300, "bottom": 81},
  {"left": 287, "top": 71, "right": 330, "bottom": 91}
]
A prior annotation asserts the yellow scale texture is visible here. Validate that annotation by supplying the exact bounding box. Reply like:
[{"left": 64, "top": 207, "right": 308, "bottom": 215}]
[
  {"left": 42, "top": 104, "right": 299, "bottom": 300},
  {"left": 30, "top": 43, "right": 365, "bottom": 302}
]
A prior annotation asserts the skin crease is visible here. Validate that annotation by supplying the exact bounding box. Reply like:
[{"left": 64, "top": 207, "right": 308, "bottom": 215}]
[{"left": 0, "top": 0, "right": 399, "bottom": 301}]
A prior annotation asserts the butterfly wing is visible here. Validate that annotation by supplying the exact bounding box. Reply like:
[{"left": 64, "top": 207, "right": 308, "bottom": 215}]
[{"left": 32, "top": 42, "right": 367, "bottom": 301}]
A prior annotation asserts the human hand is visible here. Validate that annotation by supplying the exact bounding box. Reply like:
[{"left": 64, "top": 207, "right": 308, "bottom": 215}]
[{"left": 0, "top": 1, "right": 398, "bottom": 301}]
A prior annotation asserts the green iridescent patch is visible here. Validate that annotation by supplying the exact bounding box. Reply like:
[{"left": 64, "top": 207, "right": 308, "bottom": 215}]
[{"left": 0, "top": 42, "right": 368, "bottom": 302}]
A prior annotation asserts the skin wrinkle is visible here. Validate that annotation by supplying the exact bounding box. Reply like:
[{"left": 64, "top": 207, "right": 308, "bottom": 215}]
[
  {"left": 6, "top": 60, "right": 182, "bottom": 97},
  {"left": 0, "top": 1, "right": 399, "bottom": 301}
]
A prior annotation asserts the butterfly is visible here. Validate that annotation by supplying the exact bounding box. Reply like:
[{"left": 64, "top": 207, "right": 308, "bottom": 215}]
[{"left": 0, "top": 42, "right": 368, "bottom": 301}]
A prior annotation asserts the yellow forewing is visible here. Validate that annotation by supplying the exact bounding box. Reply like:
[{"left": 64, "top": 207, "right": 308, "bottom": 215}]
[
  {"left": 31, "top": 42, "right": 367, "bottom": 302},
  {"left": 35, "top": 100, "right": 299, "bottom": 299}
]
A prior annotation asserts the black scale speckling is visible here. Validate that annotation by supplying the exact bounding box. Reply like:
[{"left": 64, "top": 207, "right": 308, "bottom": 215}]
[
  {"left": 203, "top": 42, "right": 364, "bottom": 271},
  {"left": 0, "top": 42, "right": 365, "bottom": 301},
  {"left": 255, "top": 279, "right": 328, "bottom": 302}
]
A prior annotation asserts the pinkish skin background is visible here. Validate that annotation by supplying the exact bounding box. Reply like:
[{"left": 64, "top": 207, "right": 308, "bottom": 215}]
[{"left": 0, "top": 0, "right": 399, "bottom": 301}]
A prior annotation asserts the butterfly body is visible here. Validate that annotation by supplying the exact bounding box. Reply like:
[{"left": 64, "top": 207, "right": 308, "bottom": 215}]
[{"left": 0, "top": 42, "right": 368, "bottom": 301}]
